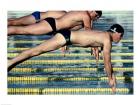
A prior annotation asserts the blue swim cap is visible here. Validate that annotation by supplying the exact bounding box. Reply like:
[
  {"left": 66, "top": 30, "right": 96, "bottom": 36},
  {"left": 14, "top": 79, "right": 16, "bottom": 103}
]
[{"left": 108, "top": 24, "right": 124, "bottom": 37}]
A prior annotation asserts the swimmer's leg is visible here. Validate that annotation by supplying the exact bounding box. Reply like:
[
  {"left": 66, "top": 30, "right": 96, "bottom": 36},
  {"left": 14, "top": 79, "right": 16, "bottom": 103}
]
[
  {"left": 8, "top": 11, "right": 48, "bottom": 26},
  {"left": 8, "top": 33, "right": 66, "bottom": 71},
  {"left": 8, "top": 13, "right": 37, "bottom": 26},
  {"left": 8, "top": 19, "right": 54, "bottom": 35}
]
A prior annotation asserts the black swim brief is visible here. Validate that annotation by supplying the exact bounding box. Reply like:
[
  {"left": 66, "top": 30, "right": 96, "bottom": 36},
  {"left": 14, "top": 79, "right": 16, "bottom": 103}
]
[
  {"left": 44, "top": 17, "right": 56, "bottom": 33},
  {"left": 57, "top": 29, "right": 72, "bottom": 45}
]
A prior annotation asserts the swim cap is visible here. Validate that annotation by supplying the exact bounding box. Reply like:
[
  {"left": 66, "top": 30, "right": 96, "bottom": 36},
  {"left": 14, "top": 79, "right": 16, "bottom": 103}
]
[
  {"left": 108, "top": 24, "right": 124, "bottom": 37},
  {"left": 95, "top": 11, "right": 102, "bottom": 18}
]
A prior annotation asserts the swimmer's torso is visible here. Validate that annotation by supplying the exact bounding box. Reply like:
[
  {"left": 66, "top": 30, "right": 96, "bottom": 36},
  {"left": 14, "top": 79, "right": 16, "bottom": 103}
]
[
  {"left": 71, "top": 30, "right": 109, "bottom": 47},
  {"left": 40, "top": 11, "right": 67, "bottom": 19},
  {"left": 56, "top": 11, "right": 91, "bottom": 29}
]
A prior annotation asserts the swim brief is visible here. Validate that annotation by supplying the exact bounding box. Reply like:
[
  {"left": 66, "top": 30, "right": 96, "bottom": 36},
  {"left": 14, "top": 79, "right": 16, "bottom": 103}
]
[
  {"left": 32, "top": 11, "right": 40, "bottom": 22},
  {"left": 57, "top": 29, "right": 72, "bottom": 45},
  {"left": 44, "top": 17, "right": 56, "bottom": 33}
]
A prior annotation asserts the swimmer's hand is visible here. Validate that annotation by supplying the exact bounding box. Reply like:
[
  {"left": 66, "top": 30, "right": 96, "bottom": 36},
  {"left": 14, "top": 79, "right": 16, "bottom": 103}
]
[
  {"left": 91, "top": 47, "right": 99, "bottom": 63},
  {"left": 109, "top": 74, "right": 116, "bottom": 94},
  {"left": 61, "top": 46, "right": 70, "bottom": 57}
]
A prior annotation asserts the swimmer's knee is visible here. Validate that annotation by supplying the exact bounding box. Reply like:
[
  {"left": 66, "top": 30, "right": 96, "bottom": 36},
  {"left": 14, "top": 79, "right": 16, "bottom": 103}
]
[
  {"left": 8, "top": 26, "right": 26, "bottom": 34},
  {"left": 22, "top": 49, "right": 41, "bottom": 57},
  {"left": 27, "top": 30, "right": 38, "bottom": 35},
  {"left": 22, "top": 27, "right": 39, "bottom": 35},
  {"left": 30, "top": 51, "right": 42, "bottom": 56},
  {"left": 29, "top": 49, "right": 44, "bottom": 56}
]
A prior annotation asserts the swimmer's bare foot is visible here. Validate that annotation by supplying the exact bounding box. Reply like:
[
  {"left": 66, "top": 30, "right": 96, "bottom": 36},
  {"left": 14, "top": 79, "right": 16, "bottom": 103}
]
[
  {"left": 8, "top": 60, "right": 12, "bottom": 72},
  {"left": 109, "top": 74, "right": 116, "bottom": 94},
  {"left": 8, "top": 60, "right": 11, "bottom": 68}
]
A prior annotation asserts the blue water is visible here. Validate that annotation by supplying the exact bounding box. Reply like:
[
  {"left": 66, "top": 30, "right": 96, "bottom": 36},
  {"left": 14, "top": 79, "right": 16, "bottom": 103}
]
[{"left": 8, "top": 11, "right": 133, "bottom": 95}]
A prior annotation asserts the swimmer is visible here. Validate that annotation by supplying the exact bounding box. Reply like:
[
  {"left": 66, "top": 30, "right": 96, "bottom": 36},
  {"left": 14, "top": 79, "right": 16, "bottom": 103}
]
[
  {"left": 8, "top": 11, "right": 102, "bottom": 35},
  {"left": 8, "top": 24, "right": 124, "bottom": 93},
  {"left": 8, "top": 11, "right": 67, "bottom": 26}
]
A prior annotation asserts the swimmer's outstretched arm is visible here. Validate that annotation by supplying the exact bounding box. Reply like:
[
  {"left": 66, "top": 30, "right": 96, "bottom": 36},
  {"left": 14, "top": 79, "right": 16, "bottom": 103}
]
[
  {"left": 8, "top": 33, "right": 66, "bottom": 71},
  {"left": 103, "top": 41, "right": 116, "bottom": 93}
]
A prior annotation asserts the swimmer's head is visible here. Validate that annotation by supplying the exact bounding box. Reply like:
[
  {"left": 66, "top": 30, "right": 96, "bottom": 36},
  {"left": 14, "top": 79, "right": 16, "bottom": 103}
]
[
  {"left": 108, "top": 24, "right": 124, "bottom": 43},
  {"left": 95, "top": 11, "right": 102, "bottom": 18},
  {"left": 88, "top": 11, "right": 102, "bottom": 20},
  {"left": 108, "top": 24, "right": 124, "bottom": 37}
]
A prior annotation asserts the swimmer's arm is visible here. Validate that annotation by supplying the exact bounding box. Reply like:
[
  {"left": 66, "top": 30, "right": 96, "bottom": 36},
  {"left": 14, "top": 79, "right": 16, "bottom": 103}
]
[
  {"left": 91, "top": 47, "right": 99, "bottom": 63},
  {"left": 103, "top": 43, "right": 112, "bottom": 79},
  {"left": 91, "top": 20, "right": 94, "bottom": 29},
  {"left": 83, "top": 15, "right": 92, "bottom": 30},
  {"left": 70, "top": 25, "right": 83, "bottom": 31},
  {"left": 103, "top": 41, "right": 116, "bottom": 93}
]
